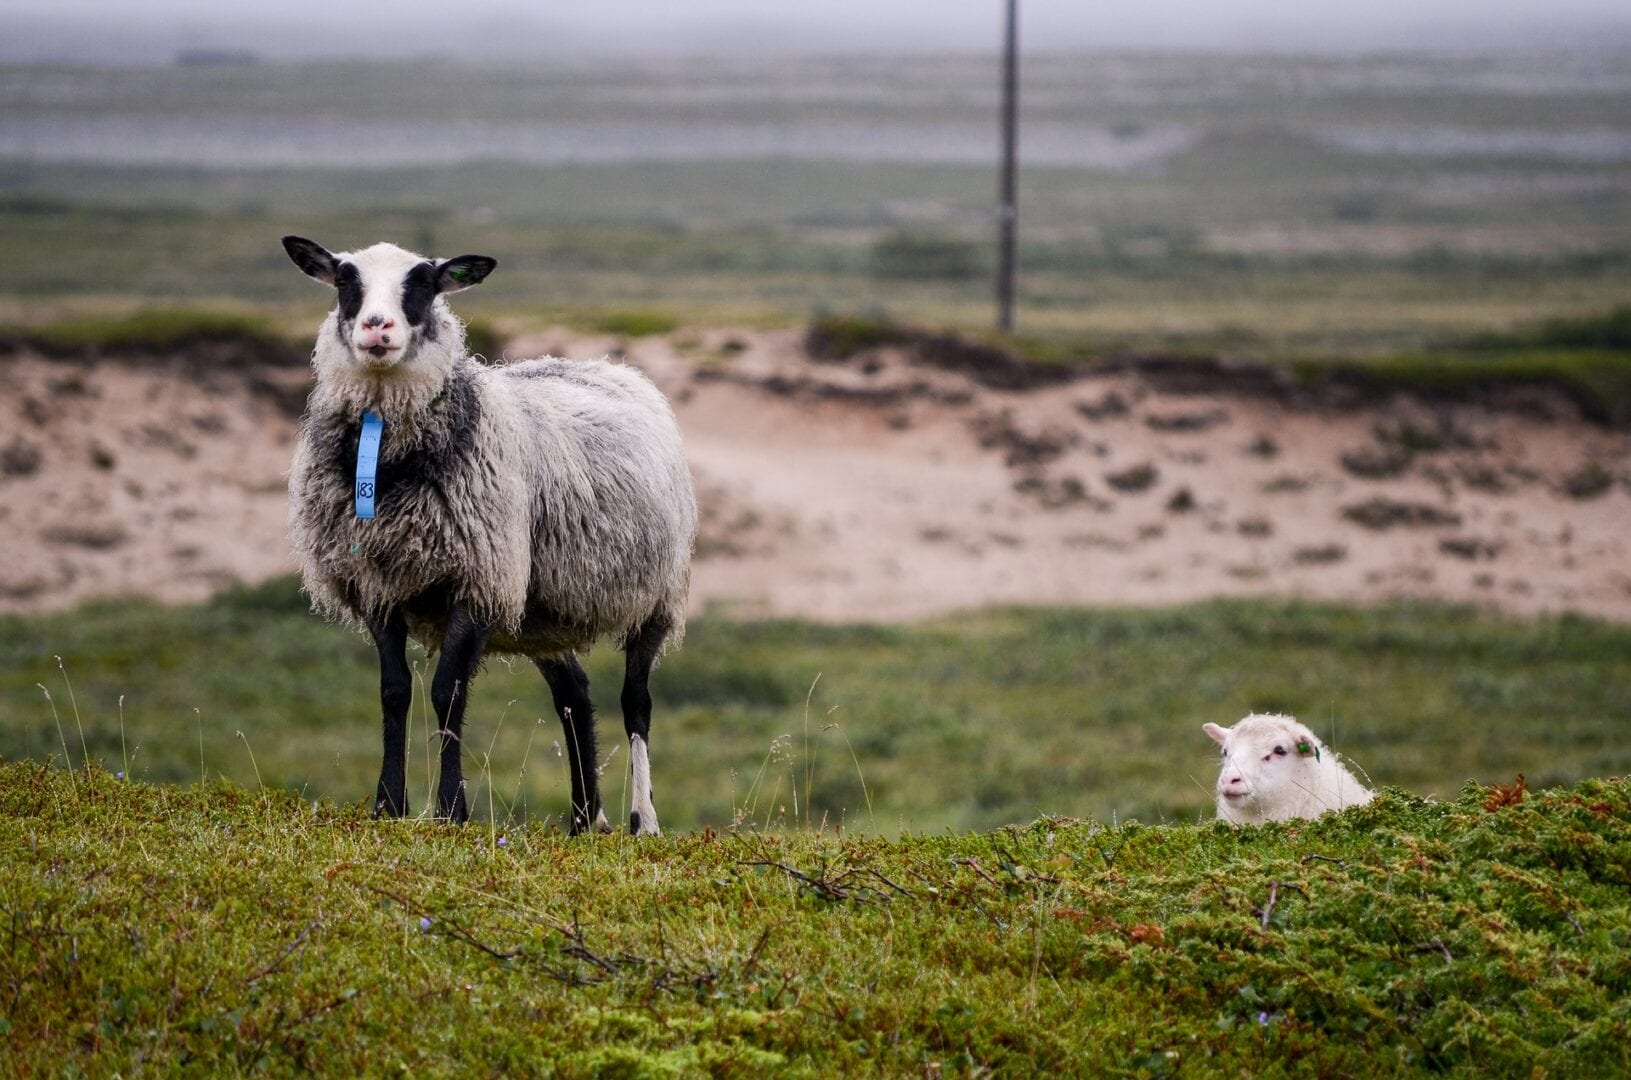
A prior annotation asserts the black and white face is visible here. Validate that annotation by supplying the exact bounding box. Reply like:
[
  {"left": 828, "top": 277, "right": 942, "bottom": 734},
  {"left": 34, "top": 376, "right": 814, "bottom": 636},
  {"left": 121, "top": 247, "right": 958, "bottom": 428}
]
[{"left": 281, "top": 236, "right": 496, "bottom": 371}]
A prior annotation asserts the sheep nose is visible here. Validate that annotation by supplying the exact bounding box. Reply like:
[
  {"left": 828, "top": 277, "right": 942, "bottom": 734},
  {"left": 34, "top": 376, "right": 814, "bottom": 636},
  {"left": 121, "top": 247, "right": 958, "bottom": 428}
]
[{"left": 362, "top": 315, "right": 395, "bottom": 330}]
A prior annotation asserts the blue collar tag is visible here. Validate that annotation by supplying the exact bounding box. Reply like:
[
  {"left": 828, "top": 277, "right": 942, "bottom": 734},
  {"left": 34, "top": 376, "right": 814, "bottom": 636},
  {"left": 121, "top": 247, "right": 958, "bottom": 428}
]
[{"left": 355, "top": 410, "right": 384, "bottom": 519}]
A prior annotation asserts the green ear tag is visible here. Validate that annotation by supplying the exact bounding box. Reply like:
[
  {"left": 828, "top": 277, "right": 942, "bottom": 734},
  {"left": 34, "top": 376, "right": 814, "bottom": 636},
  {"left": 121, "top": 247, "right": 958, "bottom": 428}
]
[
  {"left": 1296, "top": 738, "right": 1319, "bottom": 761},
  {"left": 448, "top": 266, "right": 468, "bottom": 281}
]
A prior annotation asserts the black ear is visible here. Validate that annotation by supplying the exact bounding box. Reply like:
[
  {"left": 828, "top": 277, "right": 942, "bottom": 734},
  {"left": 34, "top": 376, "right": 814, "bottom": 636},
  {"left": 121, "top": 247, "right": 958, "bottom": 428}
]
[
  {"left": 436, "top": 255, "right": 497, "bottom": 294},
  {"left": 282, "top": 235, "right": 339, "bottom": 285}
]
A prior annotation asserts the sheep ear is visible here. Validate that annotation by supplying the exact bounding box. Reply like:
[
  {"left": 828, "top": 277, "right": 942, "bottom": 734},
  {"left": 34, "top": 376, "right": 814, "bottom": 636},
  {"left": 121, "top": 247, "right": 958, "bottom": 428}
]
[
  {"left": 1203, "top": 722, "right": 1229, "bottom": 745},
  {"left": 437, "top": 255, "right": 497, "bottom": 293},
  {"left": 282, "top": 235, "right": 339, "bottom": 286}
]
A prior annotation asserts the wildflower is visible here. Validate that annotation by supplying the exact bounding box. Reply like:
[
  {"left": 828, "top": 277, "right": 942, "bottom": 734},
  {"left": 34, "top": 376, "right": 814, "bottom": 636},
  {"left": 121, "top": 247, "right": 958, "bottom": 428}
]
[
  {"left": 419, "top": 916, "right": 433, "bottom": 932},
  {"left": 497, "top": 836, "right": 508, "bottom": 848}
]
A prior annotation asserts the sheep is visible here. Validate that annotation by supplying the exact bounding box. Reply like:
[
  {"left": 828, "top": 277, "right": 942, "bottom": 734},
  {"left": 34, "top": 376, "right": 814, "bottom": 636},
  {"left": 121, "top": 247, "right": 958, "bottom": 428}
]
[
  {"left": 1203, "top": 713, "right": 1373, "bottom": 824},
  {"left": 280, "top": 235, "right": 696, "bottom": 835}
]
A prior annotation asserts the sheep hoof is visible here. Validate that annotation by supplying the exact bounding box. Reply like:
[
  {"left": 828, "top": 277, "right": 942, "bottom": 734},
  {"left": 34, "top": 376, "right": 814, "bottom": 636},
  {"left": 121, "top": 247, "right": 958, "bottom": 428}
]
[
  {"left": 372, "top": 797, "right": 410, "bottom": 819},
  {"left": 436, "top": 785, "right": 469, "bottom": 824},
  {"left": 629, "top": 809, "right": 661, "bottom": 837},
  {"left": 566, "top": 808, "right": 613, "bottom": 836},
  {"left": 373, "top": 780, "right": 408, "bottom": 819}
]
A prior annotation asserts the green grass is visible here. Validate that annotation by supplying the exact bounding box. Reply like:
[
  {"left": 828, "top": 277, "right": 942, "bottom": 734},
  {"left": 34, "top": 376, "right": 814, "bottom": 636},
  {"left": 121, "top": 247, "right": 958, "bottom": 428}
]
[
  {"left": 4, "top": 577, "right": 1630, "bottom": 836},
  {"left": 0, "top": 307, "right": 290, "bottom": 355},
  {"left": 1295, "top": 347, "right": 1631, "bottom": 426},
  {"left": 584, "top": 308, "right": 682, "bottom": 338},
  {"left": 1460, "top": 305, "right": 1631, "bottom": 353},
  {"left": 6, "top": 196, "right": 1627, "bottom": 356},
  {"left": 809, "top": 311, "right": 1631, "bottom": 425},
  {"left": 2, "top": 760, "right": 1628, "bottom": 1074},
  {"left": 3, "top": 52, "right": 1630, "bottom": 352}
]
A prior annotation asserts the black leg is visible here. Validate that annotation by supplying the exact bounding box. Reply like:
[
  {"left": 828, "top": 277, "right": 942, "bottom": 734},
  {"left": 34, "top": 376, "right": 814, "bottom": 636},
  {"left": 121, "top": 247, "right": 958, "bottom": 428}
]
[
  {"left": 622, "top": 618, "right": 669, "bottom": 835},
  {"left": 537, "top": 653, "right": 603, "bottom": 835},
  {"left": 366, "top": 609, "right": 412, "bottom": 818},
  {"left": 430, "top": 601, "right": 491, "bottom": 823}
]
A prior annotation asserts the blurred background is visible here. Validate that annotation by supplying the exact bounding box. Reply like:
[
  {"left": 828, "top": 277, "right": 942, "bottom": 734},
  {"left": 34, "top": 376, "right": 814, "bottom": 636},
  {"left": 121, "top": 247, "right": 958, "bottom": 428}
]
[{"left": 1, "top": 1, "right": 1628, "bottom": 833}]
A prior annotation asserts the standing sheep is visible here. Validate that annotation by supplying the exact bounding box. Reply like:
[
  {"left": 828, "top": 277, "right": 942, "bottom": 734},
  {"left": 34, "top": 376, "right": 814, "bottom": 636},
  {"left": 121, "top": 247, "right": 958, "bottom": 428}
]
[
  {"left": 1203, "top": 713, "right": 1373, "bottom": 824},
  {"left": 281, "top": 236, "right": 696, "bottom": 835}
]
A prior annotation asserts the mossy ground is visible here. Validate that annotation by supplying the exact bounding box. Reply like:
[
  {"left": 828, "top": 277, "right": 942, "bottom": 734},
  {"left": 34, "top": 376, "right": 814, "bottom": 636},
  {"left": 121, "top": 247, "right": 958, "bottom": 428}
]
[{"left": 2, "top": 762, "right": 1627, "bottom": 1075}]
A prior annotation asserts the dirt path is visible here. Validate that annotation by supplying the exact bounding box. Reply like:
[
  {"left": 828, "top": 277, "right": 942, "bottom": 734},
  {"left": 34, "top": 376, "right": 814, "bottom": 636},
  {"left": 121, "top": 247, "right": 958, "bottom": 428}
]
[{"left": 3, "top": 328, "right": 1629, "bottom": 621}]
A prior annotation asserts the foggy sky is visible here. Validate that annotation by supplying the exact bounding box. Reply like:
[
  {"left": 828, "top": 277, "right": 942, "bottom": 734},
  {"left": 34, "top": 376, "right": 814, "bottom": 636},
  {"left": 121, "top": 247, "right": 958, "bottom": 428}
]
[{"left": 5, "top": 0, "right": 1630, "bottom": 63}]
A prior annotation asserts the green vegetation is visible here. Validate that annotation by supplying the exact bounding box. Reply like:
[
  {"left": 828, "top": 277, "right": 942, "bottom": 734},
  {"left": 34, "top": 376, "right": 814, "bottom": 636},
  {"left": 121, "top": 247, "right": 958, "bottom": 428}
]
[
  {"left": 805, "top": 313, "right": 914, "bottom": 359},
  {"left": 0, "top": 305, "right": 506, "bottom": 370},
  {"left": 2, "top": 760, "right": 1628, "bottom": 1074},
  {"left": 3, "top": 53, "right": 1629, "bottom": 353},
  {"left": 1282, "top": 305, "right": 1631, "bottom": 425},
  {"left": 3, "top": 577, "right": 1629, "bottom": 835},
  {"left": 1460, "top": 305, "right": 1631, "bottom": 353},
  {"left": 6, "top": 195, "right": 1628, "bottom": 357},
  {"left": 870, "top": 231, "right": 987, "bottom": 281},
  {"left": 3, "top": 51, "right": 1628, "bottom": 1071},
  {"left": 0, "top": 308, "right": 289, "bottom": 356},
  {"left": 1298, "top": 348, "right": 1631, "bottom": 427},
  {"left": 809, "top": 310, "right": 1631, "bottom": 425},
  {"left": 586, "top": 308, "right": 682, "bottom": 338}
]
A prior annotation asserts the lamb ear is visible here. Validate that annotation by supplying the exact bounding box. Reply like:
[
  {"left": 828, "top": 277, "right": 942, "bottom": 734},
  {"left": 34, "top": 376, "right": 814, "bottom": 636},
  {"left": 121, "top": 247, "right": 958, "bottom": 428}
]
[
  {"left": 282, "top": 235, "right": 339, "bottom": 286},
  {"left": 1203, "top": 722, "right": 1229, "bottom": 745},
  {"left": 437, "top": 255, "right": 497, "bottom": 293}
]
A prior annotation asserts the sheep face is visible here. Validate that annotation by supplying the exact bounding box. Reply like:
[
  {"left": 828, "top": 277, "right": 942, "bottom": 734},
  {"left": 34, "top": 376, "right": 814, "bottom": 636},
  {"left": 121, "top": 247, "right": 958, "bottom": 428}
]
[
  {"left": 1203, "top": 713, "right": 1325, "bottom": 824},
  {"left": 282, "top": 236, "right": 496, "bottom": 373}
]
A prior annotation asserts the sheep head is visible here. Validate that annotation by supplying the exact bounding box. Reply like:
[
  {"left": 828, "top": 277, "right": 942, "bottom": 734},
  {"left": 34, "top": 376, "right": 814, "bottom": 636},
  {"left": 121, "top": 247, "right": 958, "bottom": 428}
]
[
  {"left": 282, "top": 236, "right": 495, "bottom": 374},
  {"left": 1203, "top": 713, "right": 1327, "bottom": 825}
]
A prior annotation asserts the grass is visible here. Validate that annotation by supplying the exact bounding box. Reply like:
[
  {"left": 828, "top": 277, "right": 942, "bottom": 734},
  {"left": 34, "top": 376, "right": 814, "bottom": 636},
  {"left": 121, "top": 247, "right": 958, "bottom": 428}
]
[
  {"left": 6, "top": 197, "right": 1629, "bottom": 358},
  {"left": 0, "top": 308, "right": 291, "bottom": 356},
  {"left": 1297, "top": 348, "right": 1631, "bottom": 427},
  {"left": 3, "top": 577, "right": 1630, "bottom": 835},
  {"left": 2, "top": 51, "right": 1629, "bottom": 353},
  {"left": 809, "top": 310, "right": 1631, "bottom": 425},
  {"left": 584, "top": 308, "right": 682, "bottom": 339},
  {"left": 2, "top": 759, "right": 1628, "bottom": 1074}
]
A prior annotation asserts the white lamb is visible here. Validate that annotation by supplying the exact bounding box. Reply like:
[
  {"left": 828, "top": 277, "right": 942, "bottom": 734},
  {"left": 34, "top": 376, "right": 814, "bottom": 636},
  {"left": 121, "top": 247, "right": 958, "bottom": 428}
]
[{"left": 1203, "top": 713, "right": 1373, "bottom": 824}]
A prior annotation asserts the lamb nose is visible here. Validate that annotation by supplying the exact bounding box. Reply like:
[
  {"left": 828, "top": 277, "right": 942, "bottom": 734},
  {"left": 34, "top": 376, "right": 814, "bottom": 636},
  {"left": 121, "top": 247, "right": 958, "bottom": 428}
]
[{"left": 362, "top": 315, "right": 395, "bottom": 330}]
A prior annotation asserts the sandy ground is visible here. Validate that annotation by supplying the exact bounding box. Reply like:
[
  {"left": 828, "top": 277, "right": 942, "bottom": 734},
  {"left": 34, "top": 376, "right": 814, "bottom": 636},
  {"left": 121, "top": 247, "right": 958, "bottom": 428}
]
[{"left": 2, "top": 329, "right": 1629, "bottom": 622}]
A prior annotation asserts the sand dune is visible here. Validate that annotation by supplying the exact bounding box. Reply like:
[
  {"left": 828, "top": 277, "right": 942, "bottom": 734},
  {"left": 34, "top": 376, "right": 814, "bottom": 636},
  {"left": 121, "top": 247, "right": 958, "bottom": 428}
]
[{"left": 2, "top": 328, "right": 1628, "bottom": 621}]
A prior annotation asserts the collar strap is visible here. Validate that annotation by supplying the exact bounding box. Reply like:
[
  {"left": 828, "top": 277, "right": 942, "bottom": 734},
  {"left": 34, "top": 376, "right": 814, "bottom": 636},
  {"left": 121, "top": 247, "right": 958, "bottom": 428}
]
[{"left": 355, "top": 410, "right": 384, "bottom": 519}]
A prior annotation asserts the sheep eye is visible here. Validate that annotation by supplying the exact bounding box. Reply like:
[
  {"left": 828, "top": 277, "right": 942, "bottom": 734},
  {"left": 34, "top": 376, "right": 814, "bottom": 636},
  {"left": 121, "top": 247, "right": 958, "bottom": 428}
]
[{"left": 1272, "top": 745, "right": 1288, "bottom": 757}]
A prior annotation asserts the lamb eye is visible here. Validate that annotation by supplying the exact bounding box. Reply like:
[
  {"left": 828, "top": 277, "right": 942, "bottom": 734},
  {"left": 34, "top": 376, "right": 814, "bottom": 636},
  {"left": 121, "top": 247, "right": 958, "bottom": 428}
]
[{"left": 1272, "top": 745, "right": 1288, "bottom": 757}]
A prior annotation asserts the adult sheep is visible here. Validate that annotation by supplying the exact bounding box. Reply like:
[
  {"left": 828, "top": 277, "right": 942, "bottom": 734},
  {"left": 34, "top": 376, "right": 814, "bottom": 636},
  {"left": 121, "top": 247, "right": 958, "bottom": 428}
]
[
  {"left": 1203, "top": 713, "right": 1373, "bottom": 825},
  {"left": 281, "top": 236, "right": 696, "bottom": 835}
]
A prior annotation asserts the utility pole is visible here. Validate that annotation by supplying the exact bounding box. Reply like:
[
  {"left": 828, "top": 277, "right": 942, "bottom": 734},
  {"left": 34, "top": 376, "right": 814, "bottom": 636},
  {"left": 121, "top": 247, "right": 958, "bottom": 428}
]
[{"left": 996, "top": 0, "right": 1019, "bottom": 333}]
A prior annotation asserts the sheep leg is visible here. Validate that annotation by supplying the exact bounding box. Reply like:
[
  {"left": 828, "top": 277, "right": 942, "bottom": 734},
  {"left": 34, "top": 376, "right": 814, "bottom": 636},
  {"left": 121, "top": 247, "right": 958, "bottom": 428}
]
[
  {"left": 367, "top": 609, "right": 412, "bottom": 819},
  {"left": 430, "top": 603, "right": 491, "bottom": 823},
  {"left": 537, "top": 653, "right": 611, "bottom": 836},
  {"left": 621, "top": 618, "right": 668, "bottom": 836}
]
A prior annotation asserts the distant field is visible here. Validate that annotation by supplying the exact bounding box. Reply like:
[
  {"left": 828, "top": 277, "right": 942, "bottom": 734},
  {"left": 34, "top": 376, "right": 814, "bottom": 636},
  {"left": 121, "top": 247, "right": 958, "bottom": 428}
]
[
  {"left": 1, "top": 52, "right": 1628, "bottom": 352},
  {"left": 2, "top": 577, "right": 1628, "bottom": 834}
]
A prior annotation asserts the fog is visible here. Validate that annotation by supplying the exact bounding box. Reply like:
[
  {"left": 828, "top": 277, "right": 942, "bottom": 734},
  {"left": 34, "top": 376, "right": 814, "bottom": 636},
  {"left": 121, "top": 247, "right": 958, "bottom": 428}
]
[{"left": 4, "top": 0, "right": 1630, "bottom": 63}]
